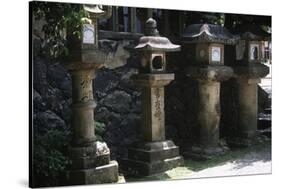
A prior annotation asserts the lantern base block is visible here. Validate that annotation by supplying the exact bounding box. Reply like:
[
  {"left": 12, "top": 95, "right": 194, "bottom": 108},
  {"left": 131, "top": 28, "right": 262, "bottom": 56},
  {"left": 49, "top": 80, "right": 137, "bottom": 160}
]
[
  {"left": 121, "top": 140, "right": 184, "bottom": 176},
  {"left": 67, "top": 141, "right": 119, "bottom": 185},
  {"left": 67, "top": 160, "right": 119, "bottom": 185},
  {"left": 68, "top": 141, "right": 112, "bottom": 169}
]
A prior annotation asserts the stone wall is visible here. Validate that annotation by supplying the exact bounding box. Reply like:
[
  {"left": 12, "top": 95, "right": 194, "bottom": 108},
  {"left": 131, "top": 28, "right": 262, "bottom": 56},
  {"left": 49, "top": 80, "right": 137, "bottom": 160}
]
[{"left": 94, "top": 40, "right": 143, "bottom": 159}]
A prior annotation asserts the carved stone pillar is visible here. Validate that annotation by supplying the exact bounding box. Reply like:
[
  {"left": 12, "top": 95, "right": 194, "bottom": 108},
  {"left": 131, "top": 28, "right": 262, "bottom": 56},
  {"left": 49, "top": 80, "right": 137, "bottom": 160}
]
[
  {"left": 198, "top": 81, "right": 221, "bottom": 148},
  {"left": 183, "top": 65, "right": 233, "bottom": 160}
]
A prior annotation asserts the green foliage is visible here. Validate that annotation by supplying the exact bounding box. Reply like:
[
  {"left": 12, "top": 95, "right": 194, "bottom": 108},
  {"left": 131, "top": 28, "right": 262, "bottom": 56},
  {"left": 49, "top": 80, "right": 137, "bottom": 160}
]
[
  {"left": 185, "top": 12, "right": 225, "bottom": 25},
  {"left": 32, "top": 1, "right": 86, "bottom": 60},
  {"left": 33, "top": 129, "right": 71, "bottom": 187},
  {"left": 224, "top": 13, "right": 271, "bottom": 33},
  {"left": 32, "top": 121, "right": 106, "bottom": 187},
  {"left": 95, "top": 121, "right": 106, "bottom": 141}
]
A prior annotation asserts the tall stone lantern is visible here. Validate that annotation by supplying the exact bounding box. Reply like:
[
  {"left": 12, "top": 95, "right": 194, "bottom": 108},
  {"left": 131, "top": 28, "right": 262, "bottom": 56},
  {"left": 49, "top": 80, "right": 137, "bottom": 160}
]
[
  {"left": 229, "top": 26, "right": 270, "bottom": 147},
  {"left": 64, "top": 5, "right": 119, "bottom": 185},
  {"left": 121, "top": 18, "right": 183, "bottom": 176},
  {"left": 182, "top": 24, "right": 235, "bottom": 160}
]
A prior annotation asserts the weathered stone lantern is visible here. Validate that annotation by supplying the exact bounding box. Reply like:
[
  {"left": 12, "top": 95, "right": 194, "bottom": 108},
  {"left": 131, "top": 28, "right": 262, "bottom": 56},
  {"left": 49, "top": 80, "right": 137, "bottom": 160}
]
[
  {"left": 229, "top": 26, "right": 270, "bottom": 147},
  {"left": 64, "top": 5, "right": 119, "bottom": 185},
  {"left": 121, "top": 18, "right": 183, "bottom": 176},
  {"left": 182, "top": 24, "right": 235, "bottom": 159}
]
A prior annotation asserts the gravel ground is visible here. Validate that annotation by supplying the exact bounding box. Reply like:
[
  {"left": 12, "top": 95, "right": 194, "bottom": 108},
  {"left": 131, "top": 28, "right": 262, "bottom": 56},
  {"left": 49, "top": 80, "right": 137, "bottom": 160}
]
[{"left": 186, "top": 144, "right": 271, "bottom": 179}]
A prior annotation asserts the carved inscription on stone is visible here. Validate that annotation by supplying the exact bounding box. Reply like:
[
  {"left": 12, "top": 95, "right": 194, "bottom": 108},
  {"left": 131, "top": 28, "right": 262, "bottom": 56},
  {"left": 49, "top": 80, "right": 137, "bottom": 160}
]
[
  {"left": 153, "top": 88, "right": 161, "bottom": 121},
  {"left": 79, "top": 79, "right": 93, "bottom": 102}
]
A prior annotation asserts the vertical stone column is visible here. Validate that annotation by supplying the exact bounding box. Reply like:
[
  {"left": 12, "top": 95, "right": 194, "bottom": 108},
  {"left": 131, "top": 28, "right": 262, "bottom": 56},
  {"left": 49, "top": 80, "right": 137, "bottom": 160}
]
[
  {"left": 229, "top": 76, "right": 260, "bottom": 147},
  {"left": 141, "top": 86, "right": 165, "bottom": 142},
  {"left": 70, "top": 69, "right": 96, "bottom": 146},
  {"left": 198, "top": 81, "right": 220, "bottom": 147},
  {"left": 112, "top": 7, "right": 119, "bottom": 32},
  {"left": 130, "top": 7, "right": 137, "bottom": 33},
  {"left": 184, "top": 65, "right": 233, "bottom": 160},
  {"left": 237, "top": 78, "right": 259, "bottom": 141},
  {"left": 229, "top": 63, "right": 269, "bottom": 147}
]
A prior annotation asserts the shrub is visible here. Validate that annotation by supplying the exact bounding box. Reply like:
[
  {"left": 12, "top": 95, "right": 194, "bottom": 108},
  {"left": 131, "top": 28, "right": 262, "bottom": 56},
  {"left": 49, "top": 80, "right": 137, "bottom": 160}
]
[{"left": 32, "top": 121, "right": 106, "bottom": 187}]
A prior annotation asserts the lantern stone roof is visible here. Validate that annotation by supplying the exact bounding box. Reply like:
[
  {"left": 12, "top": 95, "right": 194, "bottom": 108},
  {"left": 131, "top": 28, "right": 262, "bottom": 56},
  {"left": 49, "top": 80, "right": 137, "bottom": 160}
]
[
  {"left": 232, "top": 63, "right": 270, "bottom": 79},
  {"left": 83, "top": 4, "right": 112, "bottom": 19},
  {"left": 182, "top": 24, "right": 237, "bottom": 45},
  {"left": 135, "top": 18, "right": 181, "bottom": 52}
]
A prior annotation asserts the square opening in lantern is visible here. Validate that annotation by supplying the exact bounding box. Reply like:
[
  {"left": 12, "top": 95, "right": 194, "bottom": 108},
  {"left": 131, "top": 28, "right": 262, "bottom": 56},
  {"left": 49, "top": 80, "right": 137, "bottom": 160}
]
[
  {"left": 249, "top": 42, "right": 261, "bottom": 62},
  {"left": 83, "top": 24, "right": 95, "bottom": 44},
  {"left": 150, "top": 53, "right": 166, "bottom": 73},
  {"left": 82, "top": 24, "right": 97, "bottom": 50},
  {"left": 209, "top": 44, "right": 224, "bottom": 65}
]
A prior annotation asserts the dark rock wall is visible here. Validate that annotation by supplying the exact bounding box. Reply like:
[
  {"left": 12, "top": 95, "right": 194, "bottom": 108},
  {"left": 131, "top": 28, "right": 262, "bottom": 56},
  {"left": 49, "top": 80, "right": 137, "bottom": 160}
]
[
  {"left": 33, "top": 58, "right": 72, "bottom": 134},
  {"left": 165, "top": 50, "right": 200, "bottom": 148},
  {"left": 94, "top": 65, "right": 142, "bottom": 159}
]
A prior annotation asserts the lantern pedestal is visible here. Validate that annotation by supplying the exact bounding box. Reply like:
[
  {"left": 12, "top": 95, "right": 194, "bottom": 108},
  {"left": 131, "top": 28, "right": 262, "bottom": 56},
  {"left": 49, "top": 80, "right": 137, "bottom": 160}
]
[
  {"left": 228, "top": 63, "right": 269, "bottom": 147},
  {"left": 65, "top": 62, "right": 118, "bottom": 185},
  {"left": 184, "top": 65, "right": 233, "bottom": 160},
  {"left": 67, "top": 161, "right": 118, "bottom": 185},
  {"left": 121, "top": 140, "right": 183, "bottom": 176},
  {"left": 121, "top": 74, "right": 183, "bottom": 176}
]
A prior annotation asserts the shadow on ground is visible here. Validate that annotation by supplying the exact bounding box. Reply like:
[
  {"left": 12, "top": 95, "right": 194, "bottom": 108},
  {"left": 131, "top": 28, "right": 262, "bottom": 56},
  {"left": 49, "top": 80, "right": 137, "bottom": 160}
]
[
  {"left": 184, "top": 140, "right": 271, "bottom": 172},
  {"left": 125, "top": 140, "right": 271, "bottom": 182}
]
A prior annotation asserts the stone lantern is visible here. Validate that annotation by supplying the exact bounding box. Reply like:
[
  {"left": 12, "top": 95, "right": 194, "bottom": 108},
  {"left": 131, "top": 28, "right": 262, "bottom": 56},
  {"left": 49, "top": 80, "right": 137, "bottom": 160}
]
[
  {"left": 64, "top": 5, "right": 119, "bottom": 185},
  {"left": 229, "top": 26, "right": 270, "bottom": 147},
  {"left": 182, "top": 24, "right": 235, "bottom": 159},
  {"left": 121, "top": 18, "right": 183, "bottom": 176}
]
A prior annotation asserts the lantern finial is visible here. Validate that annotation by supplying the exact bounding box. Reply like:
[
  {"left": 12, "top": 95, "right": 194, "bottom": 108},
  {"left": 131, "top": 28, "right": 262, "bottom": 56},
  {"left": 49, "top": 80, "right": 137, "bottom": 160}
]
[{"left": 145, "top": 18, "right": 159, "bottom": 36}]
